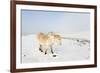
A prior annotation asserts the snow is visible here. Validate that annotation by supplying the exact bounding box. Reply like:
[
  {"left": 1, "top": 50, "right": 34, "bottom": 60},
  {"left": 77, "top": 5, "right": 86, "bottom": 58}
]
[{"left": 22, "top": 33, "right": 90, "bottom": 63}]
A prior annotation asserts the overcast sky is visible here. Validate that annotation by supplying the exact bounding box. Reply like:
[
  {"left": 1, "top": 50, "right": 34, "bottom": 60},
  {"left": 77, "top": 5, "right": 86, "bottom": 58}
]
[{"left": 21, "top": 9, "right": 90, "bottom": 35}]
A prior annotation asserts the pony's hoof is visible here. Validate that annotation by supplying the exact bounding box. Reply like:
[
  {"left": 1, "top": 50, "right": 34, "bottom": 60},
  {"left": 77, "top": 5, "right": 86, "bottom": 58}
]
[
  {"left": 45, "top": 52, "right": 47, "bottom": 55},
  {"left": 53, "top": 54, "right": 57, "bottom": 57}
]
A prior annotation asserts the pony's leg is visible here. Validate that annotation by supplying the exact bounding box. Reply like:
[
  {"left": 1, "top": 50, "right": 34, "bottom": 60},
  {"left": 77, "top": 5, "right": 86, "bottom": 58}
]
[
  {"left": 50, "top": 45, "right": 54, "bottom": 54},
  {"left": 39, "top": 44, "right": 43, "bottom": 52},
  {"left": 45, "top": 49, "right": 48, "bottom": 55}
]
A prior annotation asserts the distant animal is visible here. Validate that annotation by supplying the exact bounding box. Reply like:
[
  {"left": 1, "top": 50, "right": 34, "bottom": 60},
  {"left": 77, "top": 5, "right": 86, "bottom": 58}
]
[
  {"left": 76, "top": 40, "right": 89, "bottom": 47},
  {"left": 37, "top": 32, "right": 62, "bottom": 55}
]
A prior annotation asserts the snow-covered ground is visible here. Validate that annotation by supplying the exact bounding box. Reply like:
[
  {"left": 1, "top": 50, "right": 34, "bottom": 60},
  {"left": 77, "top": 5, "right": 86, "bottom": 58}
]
[{"left": 22, "top": 33, "right": 90, "bottom": 63}]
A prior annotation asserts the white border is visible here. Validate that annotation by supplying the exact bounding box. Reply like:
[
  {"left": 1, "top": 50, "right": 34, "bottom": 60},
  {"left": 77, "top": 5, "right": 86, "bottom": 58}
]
[{"left": 16, "top": 5, "right": 95, "bottom": 69}]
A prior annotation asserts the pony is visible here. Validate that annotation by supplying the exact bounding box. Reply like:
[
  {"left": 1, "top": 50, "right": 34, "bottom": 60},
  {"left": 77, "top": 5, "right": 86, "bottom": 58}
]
[{"left": 37, "top": 32, "right": 62, "bottom": 55}]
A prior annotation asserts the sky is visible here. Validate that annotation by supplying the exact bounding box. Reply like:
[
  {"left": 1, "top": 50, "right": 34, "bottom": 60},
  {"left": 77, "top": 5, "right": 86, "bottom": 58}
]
[{"left": 21, "top": 9, "right": 90, "bottom": 35}]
